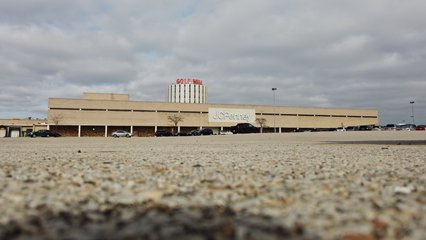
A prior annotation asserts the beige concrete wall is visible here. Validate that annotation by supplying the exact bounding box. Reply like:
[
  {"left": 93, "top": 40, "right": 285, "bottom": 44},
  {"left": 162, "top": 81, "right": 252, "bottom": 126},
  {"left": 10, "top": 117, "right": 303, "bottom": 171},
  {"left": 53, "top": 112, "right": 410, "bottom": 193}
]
[
  {"left": 48, "top": 97, "right": 379, "bottom": 129},
  {"left": 268, "top": 115, "right": 375, "bottom": 129},
  {"left": 0, "top": 119, "right": 48, "bottom": 127},
  {"left": 83, "top": 92, "right": 129, "bottom": 101}
]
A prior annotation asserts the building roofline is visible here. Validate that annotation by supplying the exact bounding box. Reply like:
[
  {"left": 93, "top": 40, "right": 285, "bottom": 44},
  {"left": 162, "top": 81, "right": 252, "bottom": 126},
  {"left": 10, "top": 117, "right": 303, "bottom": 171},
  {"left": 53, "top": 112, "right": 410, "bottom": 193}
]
[{"left": 48, "top": 97, "right": 378, "bottom": 112}]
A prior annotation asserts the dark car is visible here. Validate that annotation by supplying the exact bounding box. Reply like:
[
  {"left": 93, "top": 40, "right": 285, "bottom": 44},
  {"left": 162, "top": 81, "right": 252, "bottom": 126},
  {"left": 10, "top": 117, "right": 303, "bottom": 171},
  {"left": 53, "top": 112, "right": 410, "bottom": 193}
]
[
  {"left": 189, "top": 129, "right": 200, "bottom": 136},
  {"left": 416, "top": 125, "right": 426, "bottom": 131},
  {"left": 199, "top": 128, "right": 213, "bottom": 135},
  {"left": 345, "top": 126, "right": 360, "bottom": 131},
  {"left": 384, "top": 124, "right": 397, "bottom": 131},
  {"left": 175, "top": 131, "right": 191, "bottom": 136},
  {"left": 358, "top": 125, "right": 374, "bottom": 131},
  {"left": 155, "top": 130, "right": 173, "bottom": 137},
  {"left": 28, "top": 130, "right": 61, "bottom": 137},
  {"left": 190, "top": 128, "right": 213, "bottom": 136},
  {"left": 230, "top": 123, "right": 259, "bottom": 134}
]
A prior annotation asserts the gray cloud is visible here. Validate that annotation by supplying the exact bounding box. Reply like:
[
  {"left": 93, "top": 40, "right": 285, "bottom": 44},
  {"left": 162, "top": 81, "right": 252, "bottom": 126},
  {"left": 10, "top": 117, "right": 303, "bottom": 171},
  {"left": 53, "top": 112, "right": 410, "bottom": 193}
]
[{"left": 0, "top": 0, "right": 425, "bottom": 124}]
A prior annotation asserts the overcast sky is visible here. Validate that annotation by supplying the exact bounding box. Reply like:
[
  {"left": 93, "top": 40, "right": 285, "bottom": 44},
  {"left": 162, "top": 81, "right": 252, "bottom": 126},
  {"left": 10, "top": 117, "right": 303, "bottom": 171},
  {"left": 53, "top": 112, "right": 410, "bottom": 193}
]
[{"left": 1, "top": 0, "right": 425, "bottom": 124}]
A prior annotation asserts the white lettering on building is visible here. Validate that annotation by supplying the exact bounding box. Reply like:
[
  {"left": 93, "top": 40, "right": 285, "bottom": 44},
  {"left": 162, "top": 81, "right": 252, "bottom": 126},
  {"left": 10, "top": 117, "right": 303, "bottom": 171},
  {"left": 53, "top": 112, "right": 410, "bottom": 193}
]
[{"left": 208, "top": 108, "right": 255, "bottom": 123}]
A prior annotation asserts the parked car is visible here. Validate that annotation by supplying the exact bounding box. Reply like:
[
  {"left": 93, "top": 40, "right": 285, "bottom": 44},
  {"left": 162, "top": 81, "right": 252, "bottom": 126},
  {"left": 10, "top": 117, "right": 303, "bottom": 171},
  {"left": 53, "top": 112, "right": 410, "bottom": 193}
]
[
  {"left": 416, "top": 125, "right": 426, "bottom": 131},
  {"left": 28, "top": 130, "right": 61, "bottom": 137},
  {"left": 155, "top": 130, "right": 173, "bottom": 137},
  {"left": 384, "top": 124, "right": 397, "bottom": 131},
  {"left": 191, "top": 128, "right": 214, "bottom": 136},
  {"left": 219, "top": 130, "right": 233, "bottom": 135},
  {"left": 358, "top": 125, "right": 374, "bottom": 131},
  {"left": 199, "top": 128, "right": 213, "bottom": 135},
  {"left": 230, "top": 123, "right": 259, "bottom": 134},
  {"left": 189, "top": 129, "right": 200, "bottom": 136},
  {"left": 345, "top": 126, "right": 360, "bottom": 131},
  {"left": 112, "top": 130, "right": 132, "bottom": 138},
  {"left": 336, "top": 127, "right": 346, "bottom": 132},
  {"left": 396, "top": 124, "right": 416, "bottom": 131},
  {"left": 175, "top": 131, "right": 191, "bottom": 136},
  {"left": 371, "top": 126, "right": 382, "bottom": 131}
]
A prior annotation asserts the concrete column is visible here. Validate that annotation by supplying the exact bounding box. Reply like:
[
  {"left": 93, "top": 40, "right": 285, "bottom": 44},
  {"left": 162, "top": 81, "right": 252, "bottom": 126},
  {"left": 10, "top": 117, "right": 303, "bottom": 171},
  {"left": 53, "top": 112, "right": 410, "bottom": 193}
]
[
  {"left": 221, "top": 126, "right": 224, "bottom": 131},
  {"left": 178, "top": 126, "right": 181, "bottom": 132},
  {"left": 279, "top": 128, "right": 282, "bottom": 133},
  {"left": 78, "top": 125, "right": 81, "bottom": 137},
  {"left": 47, "top": 125, "right": 50, "bottom": 130},
  {"left": 105, "top": 126, "right": 108, "bottom": 137},
  {"left": 130, "top": 126, "right": 133, "bottom": 134},
  {"left": 195, "top": 85, "right": 199, "bottom": 103},
  {"left": 155, "top": 126, "right": 158, "bottom": 132}
]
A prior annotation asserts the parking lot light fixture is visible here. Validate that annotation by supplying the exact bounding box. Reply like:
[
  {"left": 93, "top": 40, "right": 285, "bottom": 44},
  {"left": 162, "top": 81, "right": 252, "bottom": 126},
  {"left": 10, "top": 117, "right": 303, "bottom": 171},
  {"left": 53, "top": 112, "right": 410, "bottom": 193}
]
[
  {"left": 410, "top": 101, "right": 415, "bottom": 125},
  {"left": 272, "top": 88, "right": 277, "bottom": 133}
]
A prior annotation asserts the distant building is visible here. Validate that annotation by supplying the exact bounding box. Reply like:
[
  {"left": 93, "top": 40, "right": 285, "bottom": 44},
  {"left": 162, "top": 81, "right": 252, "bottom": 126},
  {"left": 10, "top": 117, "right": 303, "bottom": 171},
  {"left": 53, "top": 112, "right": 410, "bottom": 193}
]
[
  {"left": 167, "top": 78, "right": 207, "bottom": 104},
  {"left": 0, "top": 80, "right": 380, "bottom": 138},
  {"left": 47, "top": 92, "right": 379, "bottom": 137}
]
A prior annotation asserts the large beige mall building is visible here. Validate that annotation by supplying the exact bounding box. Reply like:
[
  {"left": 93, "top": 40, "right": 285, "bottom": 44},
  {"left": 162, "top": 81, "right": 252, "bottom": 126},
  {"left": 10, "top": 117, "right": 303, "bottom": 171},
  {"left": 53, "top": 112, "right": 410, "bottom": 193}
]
[{"left": 47, "top": 91, "right": 379, "bottom": 137}]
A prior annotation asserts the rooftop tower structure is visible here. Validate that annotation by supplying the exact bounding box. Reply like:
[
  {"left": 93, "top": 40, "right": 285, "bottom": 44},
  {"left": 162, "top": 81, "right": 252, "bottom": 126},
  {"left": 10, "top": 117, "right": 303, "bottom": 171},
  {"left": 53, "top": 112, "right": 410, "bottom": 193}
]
[{"left": 167, "top": 78, "right": 207, "bottom": 104}]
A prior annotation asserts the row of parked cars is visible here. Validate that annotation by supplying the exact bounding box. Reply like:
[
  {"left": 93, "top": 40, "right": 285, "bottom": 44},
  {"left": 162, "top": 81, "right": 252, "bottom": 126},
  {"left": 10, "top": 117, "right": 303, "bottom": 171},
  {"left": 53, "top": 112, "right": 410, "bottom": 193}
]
[
  {"left": 26, "top": 123, "right": 260, "bottom": 138},
  {"left": 333, "top": 123, "right": 425, "bottom": 132},
  {"left": 155, "top": 128, "right": 214, "bottom": 137},
  {"left": 382, "top": 123, "right": 425, "bottom": 131},
  {"left": 155, "top": 123, "right": 260, "bottom": 137},
  {"left": 31, "top": 122, "right": 424, "bottom": 138},
  {"left": 27, "top": 129, "right": 131, "bottom": 138}
]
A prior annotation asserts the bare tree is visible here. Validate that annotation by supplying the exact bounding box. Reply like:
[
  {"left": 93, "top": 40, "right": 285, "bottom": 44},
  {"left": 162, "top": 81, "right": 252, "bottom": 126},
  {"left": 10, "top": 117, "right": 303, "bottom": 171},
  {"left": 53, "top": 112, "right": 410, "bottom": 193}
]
[
  {"left": 50, "top": 113, "right": 64, "bottom": 125},
  {"left": 256, "top": 118, "right": 267, "bottom": 133},
  {"left": 168, "top": 114, "right": 184, "bottom": 133}
]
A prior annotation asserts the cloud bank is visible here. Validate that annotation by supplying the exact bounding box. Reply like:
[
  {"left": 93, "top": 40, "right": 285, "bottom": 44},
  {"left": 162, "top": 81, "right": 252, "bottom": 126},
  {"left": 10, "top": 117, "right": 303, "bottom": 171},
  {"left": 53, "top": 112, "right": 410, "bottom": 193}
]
[{"left": 1, "top": 0, "right": 425, "bottom": 124}]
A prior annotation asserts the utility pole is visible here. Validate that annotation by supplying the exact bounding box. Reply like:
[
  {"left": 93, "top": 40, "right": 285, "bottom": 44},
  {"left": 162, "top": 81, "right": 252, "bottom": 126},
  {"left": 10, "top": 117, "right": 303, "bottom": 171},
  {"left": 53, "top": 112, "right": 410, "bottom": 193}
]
[
  {"left": 272, "top": 88, "right": 277, "bottom": 133},
  {"left": 410, "top": 101, "right": 415, "bottom": 125}
]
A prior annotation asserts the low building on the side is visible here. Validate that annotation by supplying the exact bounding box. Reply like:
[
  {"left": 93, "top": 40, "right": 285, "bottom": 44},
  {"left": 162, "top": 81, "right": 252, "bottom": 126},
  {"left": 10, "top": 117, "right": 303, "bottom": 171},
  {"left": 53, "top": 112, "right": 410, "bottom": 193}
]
[
  {"left": 0, "top": 125, "right": 7, "bottom": 137},
  {"left": 0, "top": 119, "right": 48, "bottom": 137},
  {"left": 48, "top": 92, "right": 379, "bottom": 137}
]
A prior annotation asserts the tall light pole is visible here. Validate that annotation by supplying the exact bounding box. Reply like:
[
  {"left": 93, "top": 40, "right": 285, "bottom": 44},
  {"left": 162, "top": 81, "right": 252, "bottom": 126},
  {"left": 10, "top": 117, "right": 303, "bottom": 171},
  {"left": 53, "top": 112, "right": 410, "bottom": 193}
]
[
  {"left": 272, "top": 88, "right": 277, "bottom": 133},
  {"left": 410, "top": 101, "right": 415, "bottom": 125}
]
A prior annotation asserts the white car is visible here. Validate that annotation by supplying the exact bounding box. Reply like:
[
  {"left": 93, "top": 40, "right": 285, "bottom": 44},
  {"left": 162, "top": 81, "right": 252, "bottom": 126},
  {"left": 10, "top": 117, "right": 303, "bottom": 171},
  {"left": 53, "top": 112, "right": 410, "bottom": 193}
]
[
  {"left": 396, "top": 124, "right": 416, "bottom": 131},
  {"left": 112, "top": 130, "right": 132, "bottom": 138},
  {"left": 219, "top": 130, "right": 233, "bottom": 135}
]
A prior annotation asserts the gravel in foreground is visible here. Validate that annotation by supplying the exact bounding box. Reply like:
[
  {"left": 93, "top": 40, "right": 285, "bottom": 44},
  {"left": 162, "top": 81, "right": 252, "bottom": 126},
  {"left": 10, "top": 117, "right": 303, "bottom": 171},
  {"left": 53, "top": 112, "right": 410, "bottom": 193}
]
[{"left": 0, "top": 132, "right": 425, "bottom": 239}]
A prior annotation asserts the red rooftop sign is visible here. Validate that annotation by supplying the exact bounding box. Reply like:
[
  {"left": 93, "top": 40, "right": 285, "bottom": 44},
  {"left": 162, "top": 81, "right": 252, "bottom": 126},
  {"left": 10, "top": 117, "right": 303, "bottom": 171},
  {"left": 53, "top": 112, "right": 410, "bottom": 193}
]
[{"left": 176, "top": 78, "right": 203, "bottom": 85}]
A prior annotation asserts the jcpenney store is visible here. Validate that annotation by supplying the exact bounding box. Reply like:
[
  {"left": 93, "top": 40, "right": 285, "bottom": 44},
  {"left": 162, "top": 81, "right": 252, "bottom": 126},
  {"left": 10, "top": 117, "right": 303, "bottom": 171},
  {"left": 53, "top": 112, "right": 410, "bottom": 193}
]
[{"left": 46, "top": 92, "right": 379, "bottom": 137}]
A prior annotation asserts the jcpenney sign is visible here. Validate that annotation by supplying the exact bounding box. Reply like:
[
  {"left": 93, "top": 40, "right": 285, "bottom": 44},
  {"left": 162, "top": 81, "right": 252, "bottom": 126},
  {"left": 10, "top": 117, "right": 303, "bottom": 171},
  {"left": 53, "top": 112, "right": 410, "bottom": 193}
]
[{"left": 208, "top": 108, "right": 255, "bottom": 123}]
